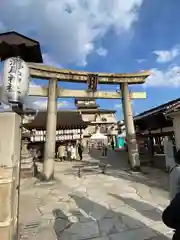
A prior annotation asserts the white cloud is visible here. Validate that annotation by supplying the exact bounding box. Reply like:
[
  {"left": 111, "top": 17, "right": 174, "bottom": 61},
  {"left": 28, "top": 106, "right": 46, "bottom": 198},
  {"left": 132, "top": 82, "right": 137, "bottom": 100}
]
[
  {"left": 29, "top": 80, "right": 39, "bottom": 88},
  {"left": 0, "top": 98, "right": 70, "bottom": 111},
  {"left": 153, "top": 46, "right": 180, "bottom": 63},
  {"left": 0, "top": 21, "right": 5, "bottom": 31},
  {"left": 114, "top": 99, "right": 134, "bottom": 109},
  {"left": 42, "top": 53, "right": 62, "bottom": 68},
  {"left": 136, "top": 58, "right": 146, "bottom": 63},
  {"left": 26, "top": 81, "right": 71, "bottom": 109},
  {"left": 0, "top": 103, "right": 10, "bottom": 110},
  {"left": 0, "top": 0, "right": 144, "bottom": 66},
  {"left": 114, "top": 103, "right": 122, "bottom": 108},
  {"left": 30, "top": 98, "right": 70, "bottom": 110},
  {"left": 96, "top": 47, "right": 108, "bottom": 57},
  {"left": 0, "top": 77, "right": 70, "bottom": 109},
  {"left": 145, "top": 66, "right": 180, "bottom": 87}
]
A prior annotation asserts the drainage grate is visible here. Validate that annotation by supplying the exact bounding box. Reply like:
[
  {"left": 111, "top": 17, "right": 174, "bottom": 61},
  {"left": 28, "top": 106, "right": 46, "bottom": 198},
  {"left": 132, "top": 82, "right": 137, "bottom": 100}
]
[{"left": 20, "top": 222, "right": 40, "bottom": 239}]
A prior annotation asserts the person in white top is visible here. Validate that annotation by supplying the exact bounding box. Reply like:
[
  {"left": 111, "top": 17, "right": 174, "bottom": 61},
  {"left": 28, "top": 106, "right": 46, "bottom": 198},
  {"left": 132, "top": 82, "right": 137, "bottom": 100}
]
[
  {"left": 71, "top": 144, "right": 76, "bottom": 161},
  {"left": 58, "top": 144, "right": 65, "bottom": 161}
]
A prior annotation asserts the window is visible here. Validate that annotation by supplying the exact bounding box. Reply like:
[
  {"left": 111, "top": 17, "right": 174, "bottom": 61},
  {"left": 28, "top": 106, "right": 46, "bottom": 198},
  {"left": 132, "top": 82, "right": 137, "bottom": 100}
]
[{"left": 101, "top": 117, "right": 107, "bottom": 122}]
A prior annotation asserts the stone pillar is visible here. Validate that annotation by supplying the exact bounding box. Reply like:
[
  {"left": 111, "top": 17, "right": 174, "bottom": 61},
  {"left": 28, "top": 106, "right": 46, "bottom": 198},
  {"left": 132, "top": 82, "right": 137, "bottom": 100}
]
[
  {"left": 20, "top": 137, "right": 34, "bottom": 178},
  {"left": 121, "top": 83, "right": 140, "bottom": 170},
  {"left": 0, "top": 112, "right": 21, "bottom": 239},
  {"left": 43, "top": 79, "right": 57, "bottom": 180}
]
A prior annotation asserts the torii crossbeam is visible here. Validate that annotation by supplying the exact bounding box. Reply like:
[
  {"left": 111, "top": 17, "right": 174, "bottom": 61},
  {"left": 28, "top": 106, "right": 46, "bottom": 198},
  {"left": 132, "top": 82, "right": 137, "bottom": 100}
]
[{"left": 28, "top": 62, "right": 149, "bottom": 84}]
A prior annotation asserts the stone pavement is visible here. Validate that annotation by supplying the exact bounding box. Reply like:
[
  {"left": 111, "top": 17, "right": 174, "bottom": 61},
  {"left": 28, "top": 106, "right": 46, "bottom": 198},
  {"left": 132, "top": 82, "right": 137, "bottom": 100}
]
[{"left": 19, "top": 151, "right": 173, "bottom": 240}]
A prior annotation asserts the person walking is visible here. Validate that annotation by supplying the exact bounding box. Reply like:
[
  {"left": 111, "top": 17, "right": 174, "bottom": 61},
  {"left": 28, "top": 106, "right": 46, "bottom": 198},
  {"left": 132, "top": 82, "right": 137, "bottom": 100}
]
[
  {"left": 101, "top": 143, "right": 107, "bottom": 157},
  {"left": 88, "top": 140, "right": 91, "bottom": 154},
  {"left": 78, "top": 142, "right": 83, "bottom": 161},
  {"left": 58, "top": 144, "right": 65, "bottom": 161},
  {"left": 104, "top": 144, "right": 108, "bottom": 157},
  {"left": 111, "top": 139, "right": 115, "bottom": 150},
  {"left": 67, "top": 143, "right": 72, "bottom": 161},
  {"left": 162, "top": 149, "right": 180, "bottom": 240},
  {"left": 169, "top": 149, "right": 180, "bottom": 201},
  {"left": 71, "top": 144, "right": 76, "bottom": 161},
  {"left": 162, "top": 192, "right": 180, "bottom": 239}
]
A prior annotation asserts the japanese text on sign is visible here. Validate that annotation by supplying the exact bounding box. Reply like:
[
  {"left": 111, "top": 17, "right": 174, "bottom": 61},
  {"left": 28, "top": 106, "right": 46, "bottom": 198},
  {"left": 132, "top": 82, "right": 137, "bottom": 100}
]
[{"left": 6, "top": 58, "right": 24, "bottom": 93}]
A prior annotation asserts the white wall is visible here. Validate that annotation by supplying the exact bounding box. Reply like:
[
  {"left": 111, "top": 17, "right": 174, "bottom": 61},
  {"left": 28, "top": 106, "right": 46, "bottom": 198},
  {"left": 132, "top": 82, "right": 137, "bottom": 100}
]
[{"left": 81, "top": 113, "right": 95, "bottom": 122}]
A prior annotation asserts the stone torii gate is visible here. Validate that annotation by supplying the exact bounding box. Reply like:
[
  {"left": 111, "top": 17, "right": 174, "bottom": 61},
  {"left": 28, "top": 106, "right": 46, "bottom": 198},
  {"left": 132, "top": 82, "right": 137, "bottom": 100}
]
[{"left": 28, "top": 63, "right": 150, "bottom": 180}]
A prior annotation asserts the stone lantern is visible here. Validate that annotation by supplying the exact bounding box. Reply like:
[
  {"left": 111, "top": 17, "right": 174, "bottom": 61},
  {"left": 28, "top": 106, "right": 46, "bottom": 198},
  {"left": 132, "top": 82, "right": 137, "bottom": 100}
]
[{"left": 21, "top": 109, "right": 38, "bottom": 178}]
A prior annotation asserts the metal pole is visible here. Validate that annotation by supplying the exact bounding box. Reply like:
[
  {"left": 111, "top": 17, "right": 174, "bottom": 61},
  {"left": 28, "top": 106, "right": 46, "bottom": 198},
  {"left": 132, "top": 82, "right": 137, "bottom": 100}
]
[
  {"left": 121, "top": 83, "right": 140, "bottom": 171},
  {"left": 43, "top": 79, "right": 57, "bottom": 180}
]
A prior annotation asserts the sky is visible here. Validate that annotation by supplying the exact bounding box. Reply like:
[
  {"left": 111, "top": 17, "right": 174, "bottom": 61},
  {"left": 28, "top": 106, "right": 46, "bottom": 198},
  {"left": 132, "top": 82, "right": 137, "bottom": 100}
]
[{"left": 1, "top": 0, "right": 180, "bottom": 120}]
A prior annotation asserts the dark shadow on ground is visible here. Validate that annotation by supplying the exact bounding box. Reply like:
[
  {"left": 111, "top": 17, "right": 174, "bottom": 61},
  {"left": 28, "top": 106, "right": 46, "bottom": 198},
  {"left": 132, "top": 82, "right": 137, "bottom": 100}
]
[
  {"left": 52, "top": 192, "right": 171, "bottom": 239},
  {"left": 53, "top": 209, "right": 73, "bottom": 237},
  {"left": 62, "top": 150, "right": 169, "bottom": 192},
  {"left": 109, "top": 193, "right": 162, "bottom": 221},
  {"left": 89, "top": 149, "right": 169, "bottom": 191}
]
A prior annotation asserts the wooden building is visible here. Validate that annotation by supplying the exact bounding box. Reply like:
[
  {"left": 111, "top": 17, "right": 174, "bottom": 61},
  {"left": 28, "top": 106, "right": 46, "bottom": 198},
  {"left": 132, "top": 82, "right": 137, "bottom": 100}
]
[
  {"left": 24, "top": 110, "right": 89, "bottom": 142},
  {"left": 165, "top": 101, "right": 180, "bottom": 150},
  {"left": 133, "top": 98, "right": 180, "bottom": 169},
  {"left": 23, "top": 110, "right": 89, "bottom": 157}
]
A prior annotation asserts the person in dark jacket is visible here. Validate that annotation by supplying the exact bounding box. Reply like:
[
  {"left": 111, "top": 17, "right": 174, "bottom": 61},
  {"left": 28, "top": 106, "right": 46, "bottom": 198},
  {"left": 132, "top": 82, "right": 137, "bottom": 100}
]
[
  {"left": 169, "top": 149, "right": 180, "bottom": 201},
  {"left": 111, "top": 139, "right": 115, "bottom": 150},
  {"left": 162, "top": 192, "right": 180, "bottom": 240},
  {"left": 78, "top": 142, "right": 83, "bottom": 161}
]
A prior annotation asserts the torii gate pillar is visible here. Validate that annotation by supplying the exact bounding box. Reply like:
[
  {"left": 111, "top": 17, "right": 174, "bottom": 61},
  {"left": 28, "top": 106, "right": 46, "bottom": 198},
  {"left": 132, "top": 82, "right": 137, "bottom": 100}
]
[
  {"left": 121, "top": 83, "right": 140, "bottom": 170},
  {"left": 43, "top": 79, "right": 57, "bottom": 180}
]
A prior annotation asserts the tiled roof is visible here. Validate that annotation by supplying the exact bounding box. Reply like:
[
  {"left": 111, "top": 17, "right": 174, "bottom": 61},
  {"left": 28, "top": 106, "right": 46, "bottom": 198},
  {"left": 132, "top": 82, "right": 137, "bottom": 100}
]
[
  {"left": 134, "top": 98, "right": 180, "bottom": 121},
  {"left": 23, "top": 110, "right": 89, "bottom": 130}
]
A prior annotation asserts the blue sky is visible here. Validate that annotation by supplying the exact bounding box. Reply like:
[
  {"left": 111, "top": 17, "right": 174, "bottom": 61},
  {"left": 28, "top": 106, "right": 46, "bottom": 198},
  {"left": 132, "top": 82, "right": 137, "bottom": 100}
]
[{"left": 1, "top": 0, "right": 180, "bottom": 119}]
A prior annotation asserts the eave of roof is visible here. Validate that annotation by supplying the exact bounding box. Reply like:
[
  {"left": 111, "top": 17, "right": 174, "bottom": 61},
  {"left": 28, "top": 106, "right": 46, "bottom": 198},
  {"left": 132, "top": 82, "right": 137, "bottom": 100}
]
[
  {"left": 134, "top": 97, "right": 180, "bottom": 121},
  {"left": 165, "top": 106, "right": 180, "bottom": 115},
  {"left": 0, "top": 31, "right": 40, "bottom": 44},
  {"left": 0, "top": 31, "right": 43, "bottom": 63},
  {"left": 23, "top": 110, "right": 89, "bottom": 130},
  {"left": 79, "top": 109, "right": 116, "bottom": 113},
  {"left": 76, "top": 104, "right": 99, "bottom": 109}
]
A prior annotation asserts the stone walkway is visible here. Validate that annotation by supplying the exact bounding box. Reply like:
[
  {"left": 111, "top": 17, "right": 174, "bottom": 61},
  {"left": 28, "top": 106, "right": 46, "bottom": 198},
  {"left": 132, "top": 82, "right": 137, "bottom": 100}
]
[{"left": 19, "top": 151, "right": 173, "bottom": 240}]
